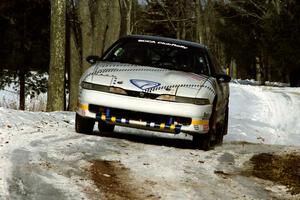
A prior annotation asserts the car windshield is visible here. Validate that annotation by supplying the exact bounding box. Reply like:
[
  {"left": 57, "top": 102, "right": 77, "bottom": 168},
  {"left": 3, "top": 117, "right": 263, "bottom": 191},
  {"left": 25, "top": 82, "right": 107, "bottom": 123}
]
[{"left": 102, "top": 39, "right": 210, "bottom": 75}]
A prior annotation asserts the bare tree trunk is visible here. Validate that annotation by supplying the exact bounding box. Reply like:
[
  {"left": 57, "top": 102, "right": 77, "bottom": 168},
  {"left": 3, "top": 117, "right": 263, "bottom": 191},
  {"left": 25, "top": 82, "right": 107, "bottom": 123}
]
[
  {"left": 19, "top": 70, "right": 25, "bottom": 110},
  {"left": 267, "top": 56, "right": 272, "bottom": 81},
  {"left": 93, "top": 0, "right": 109, "bottom": 55},
  {"left": 195, "top": 0, "right": 203, "bottom": 43},
  {"left": 176, "top": 21, "right": 180, "bottom": 39},
  {"left": 203, "top": 0, "right": 213, "bottom": 46},
  {"left": 78, "top": 0, "right": 93, "bottom": 72},
  {"left": 262, "top": 50, "right": 271, "bottom": 82},
  {"left": 255, "top": 56, "right": 262, "bottom": 84},
  {"left": 104, "top": 0, "right": 121, "bottom": 50},
  {"left": 47, "top": 0, "right": 66, "bottom": 111},
  {"left": 93, "top": 0, "right": 121, "bottom": 55},
  {"left": 119, "top": 0, "right": 132, "bottom": 37},
  {"left": 67, "top": 0, "right": 121, "bottom": 111},
  {"left": 69, "top": 28, "right": 81, "bottom": 111}
]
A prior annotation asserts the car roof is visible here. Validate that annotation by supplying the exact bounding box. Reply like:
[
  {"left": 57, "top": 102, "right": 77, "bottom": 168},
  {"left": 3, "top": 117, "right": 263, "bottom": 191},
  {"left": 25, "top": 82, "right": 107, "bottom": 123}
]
[{"left": 121, "top": 35, "right": 207, "bottom": 50}]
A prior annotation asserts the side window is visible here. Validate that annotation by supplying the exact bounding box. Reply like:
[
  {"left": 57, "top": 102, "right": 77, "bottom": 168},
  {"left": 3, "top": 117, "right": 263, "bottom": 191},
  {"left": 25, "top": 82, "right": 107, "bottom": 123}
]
[
  {"left": 194, "top": 52, "right": 210, "bottom": 76},
  {"left": 114, "top": 47, "right": 124, "bottom": 57},
  {"left": 112, "top": 47, "right": 125, "bottom": 61}
]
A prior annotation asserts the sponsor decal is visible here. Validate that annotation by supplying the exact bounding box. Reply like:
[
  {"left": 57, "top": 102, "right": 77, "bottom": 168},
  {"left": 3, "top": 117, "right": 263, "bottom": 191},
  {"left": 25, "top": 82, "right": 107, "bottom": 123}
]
[
  {"left": 130, "top": 79, "right": 161, "bottom": 90},
  {"left": 190, "top": 73, "right": 207, "bottom": 81},
  {"left": 137, "top": 39, "right": 156, "bottom": 44},
  {"left": 203, "top": 112, "right": 210, "bottom": 119},
  {"left": 139, "top": 92, "right": 145, "bottom": 98},
  {"left": 97, "top": 112, "right": 181, "bottom": 133},
  {"left": 138, "top": 39, "right": 188, "bottom": 49}
]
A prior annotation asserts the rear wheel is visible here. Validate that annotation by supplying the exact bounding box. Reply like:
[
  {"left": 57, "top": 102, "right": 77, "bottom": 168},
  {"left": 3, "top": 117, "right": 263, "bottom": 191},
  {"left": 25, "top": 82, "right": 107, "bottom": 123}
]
[
  {"left": 75, "top": 113, "right": 95, "bottom": 134},
  {"left": 98, "top": 121, "right": 115, "bottom": 133}
]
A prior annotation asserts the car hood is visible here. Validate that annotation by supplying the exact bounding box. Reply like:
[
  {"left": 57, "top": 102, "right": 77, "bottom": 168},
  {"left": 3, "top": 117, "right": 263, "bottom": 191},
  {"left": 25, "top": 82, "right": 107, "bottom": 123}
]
[{"left": 81, "top": 62, "right": 209, "bottom": 97}]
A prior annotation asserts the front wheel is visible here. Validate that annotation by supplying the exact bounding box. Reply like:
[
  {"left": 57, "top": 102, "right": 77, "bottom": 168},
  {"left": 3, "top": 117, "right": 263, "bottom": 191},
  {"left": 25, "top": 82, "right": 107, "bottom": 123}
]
[
  {"left": 75, "top": 113, "right": 95, "bottom": 134},
  {"left": 193, "top": 100, "right": 217, "bottom": 150},
  {"left": 214, "top": 106, "right": 229, "bottom": 145},
  {"left": 192, "top": 133, "right": 211, "bottom": 151}
]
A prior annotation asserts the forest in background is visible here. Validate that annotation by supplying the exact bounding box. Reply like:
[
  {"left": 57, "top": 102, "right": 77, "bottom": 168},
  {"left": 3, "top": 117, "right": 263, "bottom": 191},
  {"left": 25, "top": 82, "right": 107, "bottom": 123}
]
[{"left": 0, "top": 0, "right": 300, "bottom": 111}]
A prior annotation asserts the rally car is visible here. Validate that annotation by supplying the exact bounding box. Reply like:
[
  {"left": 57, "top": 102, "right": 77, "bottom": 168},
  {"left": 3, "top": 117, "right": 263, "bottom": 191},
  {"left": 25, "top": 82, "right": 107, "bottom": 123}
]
[{"left": 76, "top": 35, "right": 231, "bottom": 150}]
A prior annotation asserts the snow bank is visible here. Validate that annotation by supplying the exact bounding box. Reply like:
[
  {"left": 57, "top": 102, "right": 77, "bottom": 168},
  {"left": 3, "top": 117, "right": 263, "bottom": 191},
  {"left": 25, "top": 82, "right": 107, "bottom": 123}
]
[{"left": 226, "top": 83, "right": 300, "bottom": 146}]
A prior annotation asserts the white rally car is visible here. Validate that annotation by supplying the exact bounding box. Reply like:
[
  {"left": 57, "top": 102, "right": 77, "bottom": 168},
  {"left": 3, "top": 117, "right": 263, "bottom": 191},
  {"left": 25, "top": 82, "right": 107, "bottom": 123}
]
[{"left": 76, "top": 35, "right": 230, "bottom": 150}]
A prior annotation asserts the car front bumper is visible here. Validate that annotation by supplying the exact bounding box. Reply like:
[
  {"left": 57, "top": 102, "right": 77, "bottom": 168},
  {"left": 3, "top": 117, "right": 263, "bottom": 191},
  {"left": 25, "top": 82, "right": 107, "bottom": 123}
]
[{"left": 77, "top": 89, "right": 212, "bottom": 135}]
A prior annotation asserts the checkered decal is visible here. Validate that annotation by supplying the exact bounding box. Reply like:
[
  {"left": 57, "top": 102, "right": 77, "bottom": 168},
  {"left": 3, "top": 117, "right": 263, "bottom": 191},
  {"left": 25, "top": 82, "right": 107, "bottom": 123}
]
[{"left": 96, "top": 112, "right": 182, "bottom": 134}]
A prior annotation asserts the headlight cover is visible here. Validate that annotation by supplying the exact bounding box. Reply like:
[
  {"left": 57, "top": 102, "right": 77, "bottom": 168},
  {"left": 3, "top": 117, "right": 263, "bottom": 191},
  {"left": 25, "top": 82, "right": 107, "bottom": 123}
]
[
  {"left": 109, "top": 87, "right": 127, "bottom": 95},
  {"left": 81, "top": 82, "right": 109, "bottom": 92},
  {"left": 157, "top": 95, "right": 210, "bottom": 105},
  {"left": 81, "top": 82, "right": 127, "bottom": 95}
]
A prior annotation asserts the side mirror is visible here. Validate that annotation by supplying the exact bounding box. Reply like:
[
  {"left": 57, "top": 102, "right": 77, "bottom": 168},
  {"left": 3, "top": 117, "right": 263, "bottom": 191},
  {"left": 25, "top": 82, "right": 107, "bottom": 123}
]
[
  {"left": 216, "top": 74, "right": 231, "bottom": 83},
  {"left": 86, "top": 55, "right": 100, "bottom": 64}
]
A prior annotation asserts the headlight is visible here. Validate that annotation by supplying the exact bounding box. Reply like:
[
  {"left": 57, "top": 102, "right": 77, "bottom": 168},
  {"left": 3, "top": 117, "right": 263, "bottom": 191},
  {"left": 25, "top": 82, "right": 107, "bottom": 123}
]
[
  {"left": 109, "top": 87, "right": 127, "bottom": 95},
  {"left": 81, "top": 81, "right": 109, "bottom": 92},
  {"left": 193, "top": 98, "right": 210, "bottom": 105},
  {"left": 81, "top": 82, "right": 127, "bottom": 95},
  {"left": 81, "top": 82, "right": 93, "bottom": 90},
  {"left": 156, "top": 95, "right": 176, "bottom": 101},
  {"left": 157, "top": 95, "right": 210, "bottom": 105}
]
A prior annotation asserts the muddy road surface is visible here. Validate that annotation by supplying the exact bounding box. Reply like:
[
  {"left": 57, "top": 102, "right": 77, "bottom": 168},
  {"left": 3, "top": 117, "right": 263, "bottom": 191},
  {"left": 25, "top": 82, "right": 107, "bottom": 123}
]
[{"left": 0, "top": 111, "right": 300, "bottom": 200}]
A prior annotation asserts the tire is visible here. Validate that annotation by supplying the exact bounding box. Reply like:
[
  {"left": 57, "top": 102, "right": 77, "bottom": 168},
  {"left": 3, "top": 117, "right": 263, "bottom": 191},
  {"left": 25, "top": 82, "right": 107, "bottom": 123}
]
[
  {"left": 75, "top": 113, "right": 95, "bottom": 134},
  {"left": 98, "top": 121, "right": 115, "bottom": 133},
  {"left": 193, "top": 100, "right": 218, "bottom": 150},
  {"left": 192, "top": 133, "right": 211, "bottom": 151},
  {"left": 214, "top": 124, "right": 224, "bottom": 145},
  {"left": 215, "top": 106, "right": 229, "bottom": 145},
  {"left": 222, "top": 106, "right": 229, "bottom": 136}
]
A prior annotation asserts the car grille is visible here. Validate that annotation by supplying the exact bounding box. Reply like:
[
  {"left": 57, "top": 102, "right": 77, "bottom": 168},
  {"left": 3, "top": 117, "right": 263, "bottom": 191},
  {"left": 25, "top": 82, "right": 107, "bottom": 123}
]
[
  {"left": 125, "top": 90, "right": 160, "bottom": 99},
  {"left": 88, "top": 105, "right": 191, "bottom": 126}
]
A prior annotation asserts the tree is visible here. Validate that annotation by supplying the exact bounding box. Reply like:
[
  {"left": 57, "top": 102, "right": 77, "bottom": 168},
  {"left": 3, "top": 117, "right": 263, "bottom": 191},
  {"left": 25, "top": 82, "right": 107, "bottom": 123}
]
[
  {"left": 139, "top": 0, "right": 196, "bottom": 40},
  {"left": 0, "top": 0, "right": 50, "bottom": 110},
  {"left": 67, "top": 0, "right": 122, "bottom": 111},
  {"left": 214, "top": 0, "right": 300, "bottom": 85},
  {"left": 119, "top": 0, "right": 133, "bottom": 37},
  {"left": 47, "top": 0, "right": 66, "bottom": 111}
]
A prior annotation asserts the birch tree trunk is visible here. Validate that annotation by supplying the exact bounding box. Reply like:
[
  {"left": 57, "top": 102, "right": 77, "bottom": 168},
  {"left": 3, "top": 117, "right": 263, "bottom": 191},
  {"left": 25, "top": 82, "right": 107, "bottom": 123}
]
[{"left": 47, "top": 0, "right": 66, "bottom": 111}]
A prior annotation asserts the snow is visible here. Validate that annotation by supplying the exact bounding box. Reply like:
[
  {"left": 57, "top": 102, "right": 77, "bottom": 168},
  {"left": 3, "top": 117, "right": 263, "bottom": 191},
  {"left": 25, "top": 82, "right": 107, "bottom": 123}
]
[
  {"left": 0, "top": 83, "right": 300, "bottom": 199},
  {"left": 226, "top": 84, "right": 300, "bottom": 145},
  {"left": 0, "top": 85, "right": 46, "bottom": 111}
]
